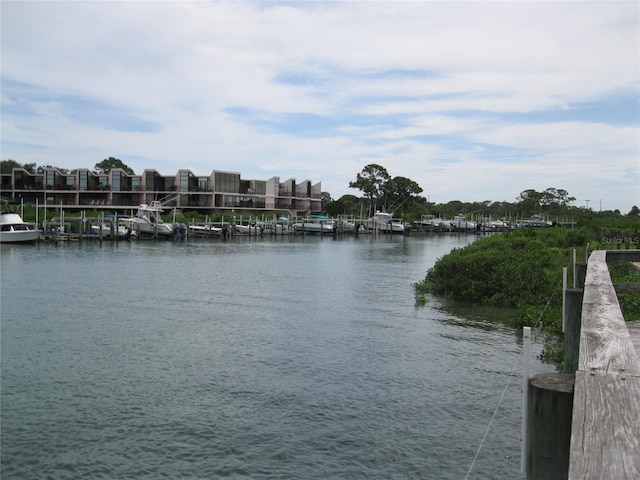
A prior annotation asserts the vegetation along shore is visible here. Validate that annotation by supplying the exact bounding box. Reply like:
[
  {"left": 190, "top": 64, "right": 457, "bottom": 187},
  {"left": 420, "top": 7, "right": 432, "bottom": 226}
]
[{"left": 414, "top": 219, "right": 640, "bottom": 369}]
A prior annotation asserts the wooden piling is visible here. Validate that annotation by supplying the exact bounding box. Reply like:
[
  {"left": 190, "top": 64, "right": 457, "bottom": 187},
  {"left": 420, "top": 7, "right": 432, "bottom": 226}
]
[
  {"left": 563, "top": 288, "right": 583, "bottom": 374},
  {"left": 526, "top": 373, "right": 574, "bottom": 480},
  {"left": 574, "top": 263, "right": 587, "bottom": 289}
]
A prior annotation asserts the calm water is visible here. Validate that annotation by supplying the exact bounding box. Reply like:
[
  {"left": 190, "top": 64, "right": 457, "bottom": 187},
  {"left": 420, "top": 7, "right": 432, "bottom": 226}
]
[{"left": 1, "top": 234, "right": 552, "bottom": 479}]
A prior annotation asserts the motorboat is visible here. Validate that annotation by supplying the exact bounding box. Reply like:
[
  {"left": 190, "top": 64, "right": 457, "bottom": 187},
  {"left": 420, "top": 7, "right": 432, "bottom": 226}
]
[
  {"left": 368, "top": 211, "right": 409, "bottom": 233},
  {"left": 414, "top": 215, "right": 448, "bottom": 231},
  {"left": 235, "top": 223, "right": 263, "bottom": 235},
  {"left": 90, "top": 223, "right": 136, "bottom": 239},
  {"left": 448, "top": 214, "right": 477, "bottom": 232},
  {"left": 122, "top": 202, "right": 174, "bottom": 237},
  {"left": 89, "top": 215, "right": 136, "bottom": 239},
  {"left": 189, "top": 224, "right": 222, "bottom": 236},
  {"left": 0, "top": 211, "right": 41, "bottom": 243},
  {"left": 293, "top": 223, "right": 332, "bottom": 234},
  {"left": 516, "top": 215, "right": 554, "bottom": 228},
  {"left": 486, "top": 219, "right": 512, "bottom": 231},
  {"left": 292, "top": 215, "right": 334, "bottom": 234}
]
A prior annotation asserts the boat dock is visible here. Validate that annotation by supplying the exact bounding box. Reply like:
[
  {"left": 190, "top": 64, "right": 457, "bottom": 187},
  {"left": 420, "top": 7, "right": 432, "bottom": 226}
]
[
  {"left": 30, "top": 211, "right": 584, "bottom": 241},
  {"left": 524, "top": 250, "right": 640, "bottom": 480}
]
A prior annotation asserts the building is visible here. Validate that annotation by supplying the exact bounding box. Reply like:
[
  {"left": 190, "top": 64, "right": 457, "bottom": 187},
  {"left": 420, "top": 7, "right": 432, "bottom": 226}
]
[{"left": 0, "top": 167, "right": 322, "bottom": 214}]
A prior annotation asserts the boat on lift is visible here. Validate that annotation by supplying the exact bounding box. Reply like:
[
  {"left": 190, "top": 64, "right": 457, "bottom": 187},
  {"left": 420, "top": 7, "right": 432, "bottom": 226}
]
[
  {"left": 123, "top": 201, "right": 174, "bottom": 237},
  {"left": 448, "top": 214, "right": 477, "bottom": 232},
  {"left": 293, "top": 215, "right": 335, "bottom": 234},
  {"left": 368, "top": 211, "right": 409, "bottom": 233}
]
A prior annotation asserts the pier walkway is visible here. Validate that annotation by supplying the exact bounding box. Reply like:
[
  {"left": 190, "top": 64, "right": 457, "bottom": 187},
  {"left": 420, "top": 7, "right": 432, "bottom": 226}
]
[{"left": 568, "top": 250, "right": 640, "bottom": 480}]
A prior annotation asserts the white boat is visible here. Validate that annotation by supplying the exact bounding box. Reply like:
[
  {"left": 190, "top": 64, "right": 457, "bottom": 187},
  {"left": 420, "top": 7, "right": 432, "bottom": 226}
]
[
  {"left": 414, "top": 215, "right": 448, "bottom": 231},
  {"left": 487, "top": 219, "right": 512, "bottom": 231},
  {"left": 293, "top": 218, "right": 334, "bottom": 234},
  {"left": 448, "top": 214, "right": 477, "bottom": 231},
  {"left": 235, "top": 224, "right": 262, "bottom": 235},
  {"left": 516, "top": 215, "right": 554, "bottom": 228},
  {"left": 369, "top": 211, "right": 408, "bottom": 233},
  {"left": 0, "top": 211, "right": 41, "bottom": 243},
  {"left": 263, "top": 222, "right": 290, "bottom": 234},
  {"left": 123, "top": 201, "right": 174, "bottom": 237},
  {"left": 90, "top": 223, "right": 136, "bottom": 239},
  {"left": 189, "top": 224, "right": 222, "bottom": 236}
]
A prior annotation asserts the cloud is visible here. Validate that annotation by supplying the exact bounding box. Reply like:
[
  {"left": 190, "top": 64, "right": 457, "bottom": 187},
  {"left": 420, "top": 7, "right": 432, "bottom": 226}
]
[{"left": 1, "top": 0, "right": 638, "bottom": 212}]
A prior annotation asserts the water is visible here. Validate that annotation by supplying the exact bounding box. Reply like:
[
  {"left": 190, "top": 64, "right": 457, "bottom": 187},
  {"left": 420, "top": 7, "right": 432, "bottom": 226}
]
[{"left": 1, "top": 234, "right": 552, "bottom": 479}]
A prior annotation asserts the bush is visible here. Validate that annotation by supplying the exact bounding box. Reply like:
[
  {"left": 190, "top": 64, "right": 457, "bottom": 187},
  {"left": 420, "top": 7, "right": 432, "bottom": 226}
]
[{"left": 415, "top": 230, "right": 573, "bottom": 309}]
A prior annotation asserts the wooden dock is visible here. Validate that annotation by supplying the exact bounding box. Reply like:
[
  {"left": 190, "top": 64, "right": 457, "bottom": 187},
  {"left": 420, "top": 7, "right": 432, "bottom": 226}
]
[{"left": 568, "top": 250, "right": 640, "bottom": 480}]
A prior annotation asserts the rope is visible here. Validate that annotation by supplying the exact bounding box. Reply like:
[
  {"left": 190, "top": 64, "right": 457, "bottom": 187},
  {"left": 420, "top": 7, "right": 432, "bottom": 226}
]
[
  {"left": 464, "top": 282, "right": 561, "bottom": 479},
  {"left": 531, "top": 279, "right": 562, "bottom": 332},
  {"left": 463, "top": 353, "right": 520, "bottom": 480}
]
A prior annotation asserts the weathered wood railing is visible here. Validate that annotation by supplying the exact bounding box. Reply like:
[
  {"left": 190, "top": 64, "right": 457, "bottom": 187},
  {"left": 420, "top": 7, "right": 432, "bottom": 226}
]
[{"left": 568, "top": 250, "right": 640, "bottom": 479}]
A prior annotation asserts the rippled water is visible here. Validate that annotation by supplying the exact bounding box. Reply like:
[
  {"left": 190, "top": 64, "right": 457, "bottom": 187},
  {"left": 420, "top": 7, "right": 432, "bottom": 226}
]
[{"left": 1, "top": 234, "right": 552, "bottom": 479}]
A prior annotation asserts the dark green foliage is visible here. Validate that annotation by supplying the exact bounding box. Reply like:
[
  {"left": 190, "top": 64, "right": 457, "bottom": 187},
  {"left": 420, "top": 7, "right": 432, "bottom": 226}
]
[
  {"left": 415, "top": 230, "right": 572, "bottom": 308},
  {"left": 94, "top": 157, "right": 135, "bottom": 175},
  {"left": 608, "top": 262, "right": 640, "bottom": 321}
]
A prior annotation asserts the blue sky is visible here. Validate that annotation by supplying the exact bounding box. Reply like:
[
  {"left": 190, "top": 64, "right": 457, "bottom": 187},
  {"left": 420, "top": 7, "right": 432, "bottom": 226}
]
[{"left": 1, "top": 1, "right": 638, "bottom": 212}]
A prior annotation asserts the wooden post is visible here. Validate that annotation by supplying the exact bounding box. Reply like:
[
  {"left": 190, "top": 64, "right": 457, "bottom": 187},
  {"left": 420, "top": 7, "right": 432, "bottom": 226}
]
[
  {"left": 526, "top": 373, "right": 574, "bottom": 480},
  {"left": 574, "top": 263, "right": 587, "bottom": 289},
  {"left": 562, "top": 267, "right": 568, "bottom": 332},
  {"left": 563, "top": 288, "right": 583, "bottom": 374},
  {"left": 521, "top": 326, "right": 531, "bottom": 473}
]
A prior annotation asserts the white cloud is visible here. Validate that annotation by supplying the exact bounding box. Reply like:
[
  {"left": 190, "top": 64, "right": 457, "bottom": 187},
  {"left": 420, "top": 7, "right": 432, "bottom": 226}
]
[{"left": 1, "top": 0, "right": 638, "bottom": 212}]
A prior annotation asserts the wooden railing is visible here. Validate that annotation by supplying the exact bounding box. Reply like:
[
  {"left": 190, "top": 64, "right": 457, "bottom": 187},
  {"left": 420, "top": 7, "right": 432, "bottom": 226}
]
[{"left": 568, "top": 250, "right": 640, "bottom": 479}]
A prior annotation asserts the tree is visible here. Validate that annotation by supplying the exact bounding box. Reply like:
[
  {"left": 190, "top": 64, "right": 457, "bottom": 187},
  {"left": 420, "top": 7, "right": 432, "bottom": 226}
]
[
  {"left": 1, "top": 159, "right": 22, "bottom": 174},
  {"left": 517, "top": 189, "right": 544, "bottom": 216},
  {"left": 541, "top": 188, "right": 575, "bottom": 209},
  {"left": 36, "top": 165, "right": 69, "bottom": 174},
  {"left": 348, "top": 164, "right": 390, "bottom": 213},
  {"left": 22, "top": 162, "right": 37, "bottom": 174},
  {"left": 321, "top": 191, "right": 333, "bottom": 208},
  {"left": 94, "top": 157, "right": 135, "bottom": 175},
  {"left": 325, "top": 194, "right": 364, "bottom": 217},
  {"left": 383, "top": 176, "right": 424, "bottom": 214}
]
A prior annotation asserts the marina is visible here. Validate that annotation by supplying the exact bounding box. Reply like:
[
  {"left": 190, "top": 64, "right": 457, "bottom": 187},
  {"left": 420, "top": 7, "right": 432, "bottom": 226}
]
[{"left": 11, "top": 208, "right": 566, "bottom": 243}]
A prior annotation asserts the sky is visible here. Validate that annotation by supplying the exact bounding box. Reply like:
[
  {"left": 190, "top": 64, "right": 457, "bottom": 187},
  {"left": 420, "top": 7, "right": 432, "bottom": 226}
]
[{"left": 1, "top": 1, "right": 639, "bottom": 212}]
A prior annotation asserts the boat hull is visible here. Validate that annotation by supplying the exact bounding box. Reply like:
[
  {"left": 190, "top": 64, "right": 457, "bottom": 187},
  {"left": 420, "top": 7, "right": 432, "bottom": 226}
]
[
  {"left": 293, "top": 223, "right": 334, "bottom": 234},
  {"left": 0, "top": 212, "right": 41, "bottom": 243},
  {"left": 0, "top": 230, "right": 41, "bottom": 243},
  {"left": 123, "top": 219, "right": 174, "bottom": 236}
]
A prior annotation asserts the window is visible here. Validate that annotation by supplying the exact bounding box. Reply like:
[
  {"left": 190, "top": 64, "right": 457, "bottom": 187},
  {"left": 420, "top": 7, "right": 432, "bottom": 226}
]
[
  {"left": 254, "top": 181, "right": 266, "bottom": 195},
  {"left": 112, "top": 171, "right": 121, "bottom": 191},
  {"left": 180, "top": 171, "right": 190, "bottom": 192},
  {"left": 215, "top": 172, "right": 240, "bottom": 193}
]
